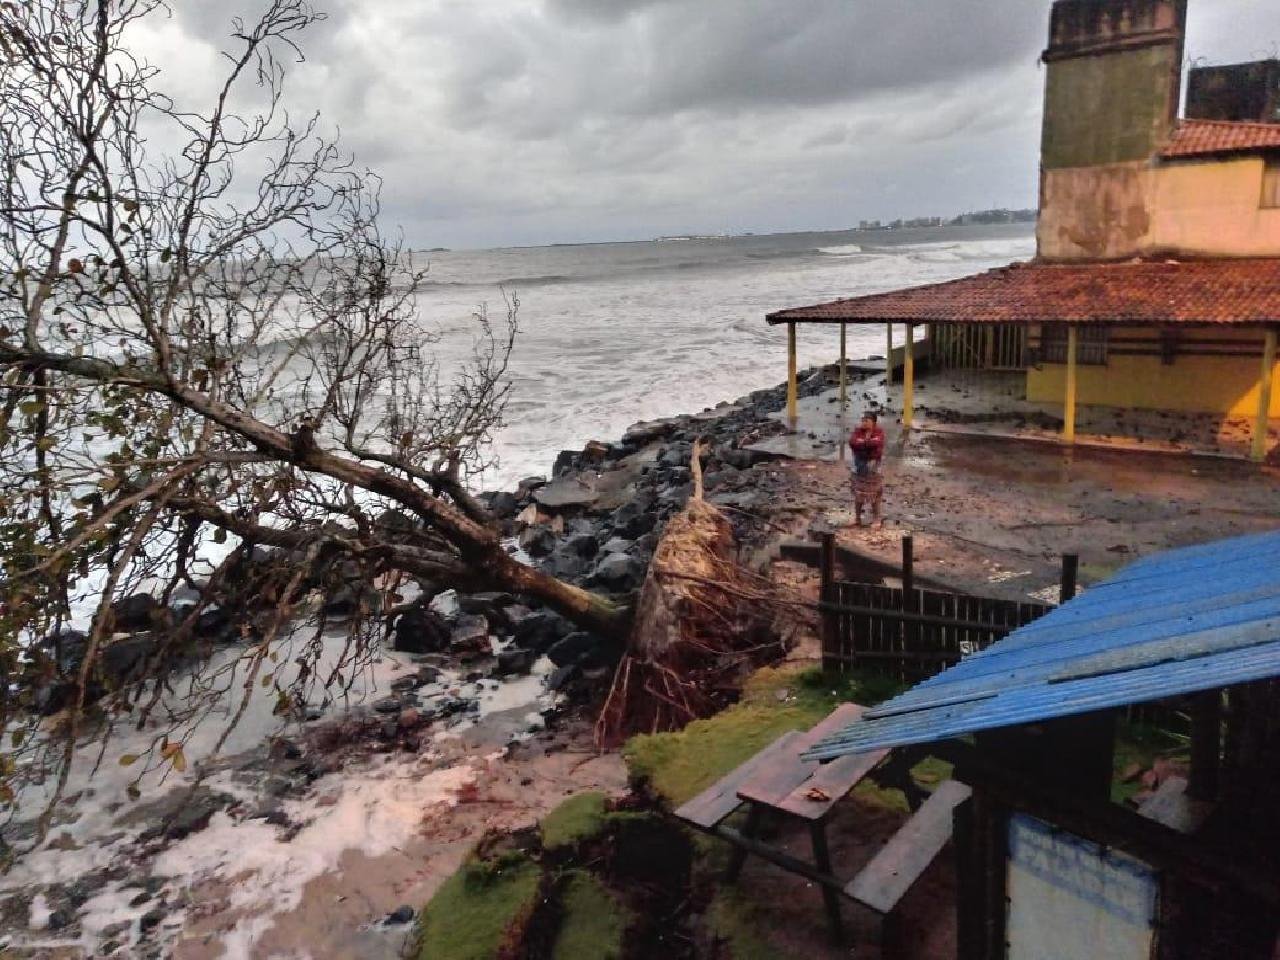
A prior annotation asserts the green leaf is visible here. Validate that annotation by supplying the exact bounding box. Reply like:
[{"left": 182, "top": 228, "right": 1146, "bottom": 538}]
[{"left": 118, "top": 753, "right": 139, "bottom": 767}]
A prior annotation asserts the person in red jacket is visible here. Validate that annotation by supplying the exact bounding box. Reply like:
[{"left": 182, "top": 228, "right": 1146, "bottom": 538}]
[{"left": 848, "top": 412, "right": 886, "bottom": 526}]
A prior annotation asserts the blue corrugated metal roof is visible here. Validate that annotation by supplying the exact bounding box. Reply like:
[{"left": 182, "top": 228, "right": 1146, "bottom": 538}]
[{"left": 804, "top": 530, "right": 1280, "bottom": 762}]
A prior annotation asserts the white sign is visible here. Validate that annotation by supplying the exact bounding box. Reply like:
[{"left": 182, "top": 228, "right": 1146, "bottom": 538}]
[{"left": 1006, "top": 814, "right": 1158, "bottom": 960}]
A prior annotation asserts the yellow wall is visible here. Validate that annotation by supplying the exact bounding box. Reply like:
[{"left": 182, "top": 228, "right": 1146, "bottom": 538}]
[
  {"left": 1026, "top": 327, "right": 1280, "bottom": 417},
  {"left": 1038, "top": 157, "right": 1280, "bottom": 261},
  {"left": 1148, "top": 157, "right": 1280, "bottom": 257}
]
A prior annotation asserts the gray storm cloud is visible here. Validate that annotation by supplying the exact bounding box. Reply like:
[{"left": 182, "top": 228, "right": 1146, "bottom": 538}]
[{"left": 135, "top": 0, "right": 1277, "bottom": 248}]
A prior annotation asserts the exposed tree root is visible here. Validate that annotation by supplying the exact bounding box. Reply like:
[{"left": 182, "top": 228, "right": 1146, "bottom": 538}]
[{"left": 596, "top": 443, "right": 800, "bottom": 746}]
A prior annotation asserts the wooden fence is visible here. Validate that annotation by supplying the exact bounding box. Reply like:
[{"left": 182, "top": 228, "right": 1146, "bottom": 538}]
[
  {"left": 817, "top": 534, "right": 1065, "bottom": 683},
  {"left": 821, "top": 580, "right": 1053, "bottom": 683}
]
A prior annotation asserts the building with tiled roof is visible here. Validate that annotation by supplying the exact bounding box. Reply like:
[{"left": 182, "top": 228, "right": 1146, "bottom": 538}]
[{"left": 768, "top": 0, "right": 1280, "bottom": 461}]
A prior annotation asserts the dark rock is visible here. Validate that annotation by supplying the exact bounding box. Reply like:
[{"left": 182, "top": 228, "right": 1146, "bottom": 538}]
[
  {"left": 512, "top": 610, "right": 572, "bottom": 653},
  {"left": 394, "top": 605, "right": 450, "bottom": 655},
  {"left": 658, "top": 483, "right": 692, "bottom": 506},
  {"left": 703, "top": 465, "right": 739, "bottom": 490},
  {"left": 450, "top": 614, "right": 491, "bottom": 654},
  {"left": 129, "top": 890, "right": 152, "bottom": 908},
  {"left": 518, "top": 526, "right": 557, "bottom": 557},
  {"left": 324, "top": 584, "right": 379, "bottom": 618},
  {"left": 486, "top": 491, "right": 520, "bottom": 518},
  {"left": 129, "top": 789, "right": 236, "bottom": 843},
  {"left": 457, "top": 592, "right": 516, "bottom": 618},
  {"left": 416, "top": 665, "right": 442, "bottom": 685},
  {"left": 544, "top": 552, "right": 589, "bottom": 582},
  {"left": 589, "top": 553, "right": 647, "bottom": 592},
  {"left": 110, "top": 593, "right": 167, "bottom": 633},
  {"left": 140, "top": 907, "right": 166, "bottom": 932},
  {"left": 373, "top": 697, "right": 403, "bottom": 715},
  {"left": 387, "top": 905, "right": 415, "bottom": 924},
  {"left": 565, "top": 533, "right": 599, "bottom": 559},
  {"left": 516, "top": 476, "right": 547, "bottom": 499},
  {"left": 552, "top": 449, "right": 579, "bottom": 477},
  {"left": 610, "top": 502, "right": 655, "bottom": 539},
  {"left": 390, "top": 676, "right": 418, "bottom": 695},
  {"left": 547, "top": 664, "right": 579, "bottom": 691},
  {"left": 374, "top": 510, "right": 419, "bottom": 535},
  {"left": 547, "top": 632, "right": 597, "bottom": 668},
  {"left": 48, "top": 908, "right": 74, "bottom": 930},
  {"left": 600, "top": 537, "right": 633, "bottom": 555},
  {"left": 658, "top": 444, "right": 691, "bottom": 468},
  {"left": 496, "top": 648, "right": 537, "bottom": 676}
]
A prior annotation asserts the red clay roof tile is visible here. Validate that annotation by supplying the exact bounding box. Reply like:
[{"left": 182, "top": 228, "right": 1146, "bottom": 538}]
[
  {"left": 1162, "top": 119, "right": 1280, "bottom": 158},
  {"left": 766, "top": 258, "right": 1280, "bottom": 326}
]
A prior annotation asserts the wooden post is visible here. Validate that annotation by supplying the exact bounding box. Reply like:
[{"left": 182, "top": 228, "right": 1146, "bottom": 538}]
[
  {"left": 903, "top": 322, "right": 915, "bottom": 430},
  {"left": 786, "top": 321, "right": 798, "bottom": 425},
  {"left": 1060, "top": 553, "right": 1078, "bottom": 603},
  {"left": 820, "top": 533, "right": 836, "bottom": 672},
  {"left": 902, "top": 534, "right": 916, "bottom": 671},
  {"left": 1188, "top": 691, "right": 1222, "bottom": 801},
  {"left": 1063, "top": 324, "right": 1078, "bottom": 444},
  {"left": 984, "top": 325, "right": 994, "bottom": 369},
  {"left": 902, "top": 535, "right": 915, "bottom": 595},
  {"left": 1252, "top": 327, "right": 1276, "bottom": 462},
  {"left": 886, "top": 323, "right": 894, "bottom": 384},
  {"left": 838, "top": 322, "right": 848, "bottom": 411}
]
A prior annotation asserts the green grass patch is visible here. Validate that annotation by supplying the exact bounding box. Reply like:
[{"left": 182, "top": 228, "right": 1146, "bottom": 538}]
[
  {"left": 540, "top": 792, "right": 609, "bottom": 852},
  {"left": 550, "top": 871, "right": 630, "bottom": 960},
  {"left": 1112, "top": 720, "right": 1189, "bottom": 804},
  {"left": 623, "top": 665, "right": 907, "bottom": 807},
  {"left": 415, "top": 855, "right": 542, "bottom": 960},
  {"left": 705, "top": 888, "right": 778, "bottom": 960}
]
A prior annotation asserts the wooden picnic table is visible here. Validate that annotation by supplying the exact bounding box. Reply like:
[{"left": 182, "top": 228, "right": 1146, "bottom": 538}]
[{"left": 674, "top": 703, "right": 971, "bottom": 947}]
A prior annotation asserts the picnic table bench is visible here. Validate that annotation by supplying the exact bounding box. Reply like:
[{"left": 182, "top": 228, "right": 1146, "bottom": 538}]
[{"left": 673, "top": 703, "right": 970, "bottom": 946}]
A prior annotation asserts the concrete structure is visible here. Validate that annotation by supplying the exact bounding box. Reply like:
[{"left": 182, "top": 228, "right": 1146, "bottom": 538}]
[{"left": 769, "top": 0, "right": 1280, "bottom": 461}]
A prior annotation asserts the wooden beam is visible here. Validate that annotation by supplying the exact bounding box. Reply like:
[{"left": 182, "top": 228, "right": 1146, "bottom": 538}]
[
  {"left": 786, "top": 321, "right": 798, "bottom": 425},
  {"left": 838, "top": 322, "right": 848, "bottom": 410},
  {"left": 1063, "top": 324, "right": 1078, "bottom": 444},
  {"left": 903, "top": 322, "right": 915, "bottom": 429},
  {"left": 1252, "top": 327, "right": 1276, "bottom": 462}
]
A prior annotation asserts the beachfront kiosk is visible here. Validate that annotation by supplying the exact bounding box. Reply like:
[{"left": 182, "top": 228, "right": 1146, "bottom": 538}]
[
  {"left": 803, "top": 530, "right": 1280, "bottom": 960},
  {"left": 769, "top": 0, "right": 1280, "bottom": 462}
]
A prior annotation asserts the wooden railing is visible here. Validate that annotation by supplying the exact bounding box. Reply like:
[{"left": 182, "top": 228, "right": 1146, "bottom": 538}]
[{"left": 817, "top": 535, "right": 1068, "bottom": 683}]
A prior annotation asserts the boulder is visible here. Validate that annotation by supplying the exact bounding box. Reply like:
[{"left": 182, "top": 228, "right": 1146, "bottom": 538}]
[
  {"left": 544, "top": 552, "right": 589, "bottom": 582},
  {"left": 486, "top": 491, "right": 520, "bottom": 518},
  {"left": 394, "top": 605, "right": 451, "bottom": 654},
  {"left": 551, "top": 449, "right": 579, "bottom": 477},
  {"left": 512, "top": 610, "right": 572, "bottom": 653},
  {"left": 518, "top": 525, "right": 557, "bottom": 557},
  {"left": 110, "top": 593, "right": 166, "bottom": 633},
  {"left": 387, "top": 905, "right": 415, "bottom": 925},
  {"left": 547, "top": 664, "right": 579, "bottom": 692},
  {"left": 609, "top": 502, "right": 655, "bottom": 540},
  {"left": 450, "top": 614, "right": 491, "bottom": 655},
  {"left": 323, "top": 584, "right": 379, "bottom": 618},
  {"left": 589, "top": 553, "right": 647, "bottom": 593},
  {"left": 496, "top": 647, "right": 537, "bottom": 676},
  {"left": 601, "top": 537, "right": 633, "bottom": 555},
  {"left": 516, "top": 476, "right": 547, "bottom": 499},
  {"left": 565, "top": 533, "right": 599, "bottom": 559},
  {"left": 534, "top": 476, "right": 600, "bottom": 511},
  {"left": 547, "top": 631, "right": 597, "bottom": 668}
]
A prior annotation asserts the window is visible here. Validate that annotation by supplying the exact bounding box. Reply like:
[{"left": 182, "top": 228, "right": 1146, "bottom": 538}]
[
  {"left": 1038, "top": 325, "right": 1108, "bottom": 366},
  {"left": 1263, "top": 161, "right": 1280, "bottom": 209}
]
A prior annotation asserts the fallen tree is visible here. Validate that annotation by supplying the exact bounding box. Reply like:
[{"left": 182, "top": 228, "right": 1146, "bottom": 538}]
[{"left": 0, "top": 0, "right": 628, "bottom": 840}]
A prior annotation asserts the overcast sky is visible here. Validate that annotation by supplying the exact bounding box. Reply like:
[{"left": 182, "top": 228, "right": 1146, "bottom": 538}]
[{"left": 134, "top": 0, "right": 1280, "bottom": 250}]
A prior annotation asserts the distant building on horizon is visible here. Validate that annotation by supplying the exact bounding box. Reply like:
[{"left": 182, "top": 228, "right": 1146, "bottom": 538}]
[{"left": 770, "top": 0, "right": 1280, "bottom": 462}]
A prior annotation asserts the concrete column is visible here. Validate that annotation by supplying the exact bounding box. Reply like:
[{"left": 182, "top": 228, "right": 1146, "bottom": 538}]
[
  {"left": 786, "top": 321, "right": 798, "bottom": 425},
  {"left": 1064, "top": 324, "right": 1079, "bottom": 444},
  {"left": 1252, "top": 327, "right": 1277, "bottom": 462},
  {"left": 903, "top": 323, "right": 915, "bottom": 430},
  {"left": 839, "top": 322, "right": 848, "bottom": 410}
]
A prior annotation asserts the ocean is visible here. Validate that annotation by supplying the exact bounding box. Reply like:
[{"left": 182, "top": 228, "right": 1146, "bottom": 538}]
[{"left": 416, "top": 223, "right": 1037, "bottom": 490}]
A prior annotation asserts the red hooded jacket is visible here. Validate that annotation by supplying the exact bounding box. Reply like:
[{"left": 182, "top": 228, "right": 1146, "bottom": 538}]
[{"left": 849, "top": 425, "right": 885, "bottom": 462}]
